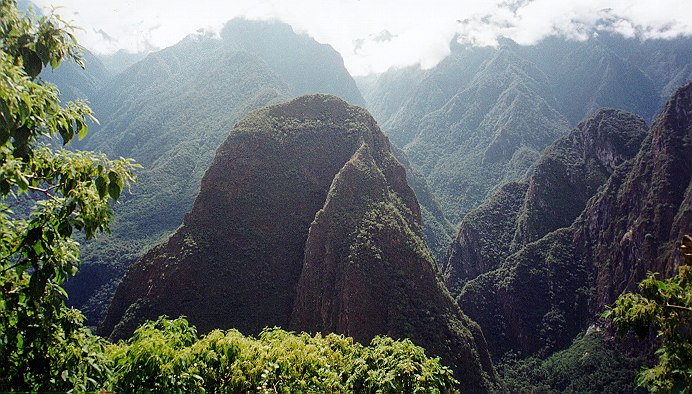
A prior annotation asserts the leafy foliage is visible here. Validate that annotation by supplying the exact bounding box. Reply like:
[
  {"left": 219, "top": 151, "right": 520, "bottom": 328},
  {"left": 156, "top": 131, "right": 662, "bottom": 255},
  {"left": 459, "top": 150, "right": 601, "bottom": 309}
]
[
  {"left": 106, "top": 316, "right": 458, "bottom": 393},
  {"left": 0, "top": 1, "right": 136, "bottom": 390},
  {"left": 603, "top": 235, "right": 692, "bottom": 392},
  {"left": 497, "top": 327, "right": 645, "bottom": 392}
]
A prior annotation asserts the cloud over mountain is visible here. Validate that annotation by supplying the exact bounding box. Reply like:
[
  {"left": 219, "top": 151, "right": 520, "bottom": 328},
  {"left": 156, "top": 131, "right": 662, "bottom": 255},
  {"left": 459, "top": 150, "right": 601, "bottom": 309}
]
[{"left": 33, "top": 0, "right": 692, "bottom": 75}]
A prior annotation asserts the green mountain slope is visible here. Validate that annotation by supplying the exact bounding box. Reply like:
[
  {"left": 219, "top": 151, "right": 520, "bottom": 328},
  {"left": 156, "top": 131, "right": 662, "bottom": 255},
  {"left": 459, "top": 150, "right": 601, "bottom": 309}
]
[
  {"left": 364, "top": 35, "right": 691, "bottom": 225},
  {"left": 402, "top": 42, "right": 568, "bottom": 223}
]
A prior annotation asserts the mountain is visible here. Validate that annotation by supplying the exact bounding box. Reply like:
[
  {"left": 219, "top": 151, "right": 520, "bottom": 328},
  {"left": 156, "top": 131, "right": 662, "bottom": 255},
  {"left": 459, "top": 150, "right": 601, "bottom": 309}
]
[
  {"left": 40, "top": 49, "right": 111, "bottom": 104},
  {"left": 445, "top": 107, "right": 649, "bottom": 298},
  {"left": 99, "top": 95, "right": 500, "bottom": 391},
  {"left": 355, "top": 65, "right": 425, "bottom": 127},
  {"left": 450, "top": 83, "right": 691, "bottom": 357},
  {"left": 62, "top": 19, "right": 366, "bottom": 324},
  {"left": 364, "top": 35, "right": 692, "bottom": 224},
  {"left": 391, "top": 146, "right": 455, "bottom": 262},
  {"left": 381, "top": 40, "right": 569, "bottom": 224}
]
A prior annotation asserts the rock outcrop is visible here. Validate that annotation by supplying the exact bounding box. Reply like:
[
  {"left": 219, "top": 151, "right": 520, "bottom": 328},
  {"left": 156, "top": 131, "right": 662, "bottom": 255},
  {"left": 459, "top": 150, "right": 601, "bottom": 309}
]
[
  {"left": 66, "top": 18, "right": 366, "bottom": 325},
  {"left": 100, "top": 95, "right": 500, "bottom": 391},
  {"left": 454, "top": 83, "right": 691, "bottom": 357},
  {"left": 445, "top": 108, "right": 648, "bottom": 297}
]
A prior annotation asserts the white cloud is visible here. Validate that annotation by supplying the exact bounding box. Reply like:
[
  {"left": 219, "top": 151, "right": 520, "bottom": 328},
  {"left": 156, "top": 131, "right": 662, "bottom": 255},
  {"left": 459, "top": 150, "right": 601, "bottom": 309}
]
[{"left": 31, "top": 0, "right": 692, "bottom": 75}]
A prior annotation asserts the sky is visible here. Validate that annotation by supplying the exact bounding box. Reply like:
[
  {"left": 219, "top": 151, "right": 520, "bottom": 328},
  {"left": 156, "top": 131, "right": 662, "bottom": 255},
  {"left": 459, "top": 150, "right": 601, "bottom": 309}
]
[{"left": 30, "top": 0, "right": 692, "bottom": 76}]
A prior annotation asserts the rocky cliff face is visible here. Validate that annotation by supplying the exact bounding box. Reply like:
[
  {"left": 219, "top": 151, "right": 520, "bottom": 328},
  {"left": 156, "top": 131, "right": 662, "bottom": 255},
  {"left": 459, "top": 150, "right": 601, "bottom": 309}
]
[
  {"left": 445, "top": 109, "right": 648, "bottom": 298},
  {"left": 454, "top": 83, "right": 691, "bottom": 357},
  {"left": 579, "top": 82, "right": 692, "bottom": 308},
  {"left": 100, "top": 95, "right": 499, "bottom": 391}
]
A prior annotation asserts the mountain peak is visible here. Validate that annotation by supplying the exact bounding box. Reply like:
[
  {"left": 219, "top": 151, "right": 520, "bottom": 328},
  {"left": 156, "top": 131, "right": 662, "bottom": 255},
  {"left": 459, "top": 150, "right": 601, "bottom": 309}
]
[{"left": 99, "top": 95, "right": 499, "bottom": 391}]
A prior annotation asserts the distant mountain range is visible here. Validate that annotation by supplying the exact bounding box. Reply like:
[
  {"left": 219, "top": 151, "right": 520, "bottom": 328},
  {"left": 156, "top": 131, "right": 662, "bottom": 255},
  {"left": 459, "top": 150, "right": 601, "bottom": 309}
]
[{"left": 361, "top": 34, "right": 692, "bottom": 225}]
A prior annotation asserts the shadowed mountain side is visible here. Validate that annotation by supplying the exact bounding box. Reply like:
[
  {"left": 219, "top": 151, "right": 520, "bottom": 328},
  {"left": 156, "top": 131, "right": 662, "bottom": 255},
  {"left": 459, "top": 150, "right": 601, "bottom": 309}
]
[
  {"left": 455, "top": 83, "right": 691, "bottom": 357},
  {"left": 290, "top": 143, "right": 497, "bottom": 391},
  {"left": 99, "top": 95, "right": 373, "bottom": 338},
  {"left": 391, "top": 146, "right": 455, "bottom": 263},
  {"left": 99, "top": 95, "right": 500, "bottom": 391},
  {"left": 444, "top": 109, "right": 648, "bottom": 298}
]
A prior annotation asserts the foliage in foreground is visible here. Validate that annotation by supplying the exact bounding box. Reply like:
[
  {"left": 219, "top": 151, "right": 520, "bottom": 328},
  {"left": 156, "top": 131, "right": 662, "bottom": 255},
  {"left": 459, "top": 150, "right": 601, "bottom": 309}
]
[
  {"left": 603, "top": 235, "right": 692, "bottom": 392},
  {"left": 0, "top": 1, "right": 137, "bottom": 391},
  {"left": 106, "top": 316, "right": 457, "bottom": 393}
]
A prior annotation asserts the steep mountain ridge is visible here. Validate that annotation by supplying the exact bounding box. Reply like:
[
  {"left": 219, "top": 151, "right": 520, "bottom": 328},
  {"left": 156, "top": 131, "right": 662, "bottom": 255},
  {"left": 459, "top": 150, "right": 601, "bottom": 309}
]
[
  {"left": 63, "top": 19, "right": 367, "bottom": 323},
  {"left": 100, "top": 95, "right": 500, "bottom": 392},
  {"left": 364, "top": 35, "right": 692, "bottom": 224},
  {"left": 579, "top": 82, "right": 692, "bottom": 307},
  {"left": 402, "top": 42, "right": 568, "bottom": 223},
  {"left": 445, "top": 108, "right": 647, "bottom": 309},
  {"left": 452, "top": 83, "right": 691, "bottom": 356}
]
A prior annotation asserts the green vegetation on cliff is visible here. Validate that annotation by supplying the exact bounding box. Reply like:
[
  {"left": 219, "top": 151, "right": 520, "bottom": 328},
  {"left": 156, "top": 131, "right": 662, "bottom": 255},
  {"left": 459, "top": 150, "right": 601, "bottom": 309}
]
[
  {"left": 446, "top": 109, "right": 649, "bottom": 354},
  {"left": 452, "top": 82, "right": 691, "bottom": 365},
  {"left": 498, "top": 328, "right": 645, "bottom": 392},
  {"left": 364, "top": 35, "right": 690, "bottom": 229},
  {"left": 604, "top": 235, "right": 692, "bottom": 392}
]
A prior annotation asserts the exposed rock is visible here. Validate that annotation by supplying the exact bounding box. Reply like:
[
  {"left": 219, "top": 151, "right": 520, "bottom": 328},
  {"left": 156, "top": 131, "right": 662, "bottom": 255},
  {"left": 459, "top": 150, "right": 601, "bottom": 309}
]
[
  {"left": 445, "top": 109, "right": 648, "bottom": 299},
  {"left": 581, "top": 82, "right": 692, "bottom": 308},
  {"left": 100, "top": 94, "right": 500, "bottom": 391},
  {"left": 457, "top": 83, "right": 690, "bottom": 356}
]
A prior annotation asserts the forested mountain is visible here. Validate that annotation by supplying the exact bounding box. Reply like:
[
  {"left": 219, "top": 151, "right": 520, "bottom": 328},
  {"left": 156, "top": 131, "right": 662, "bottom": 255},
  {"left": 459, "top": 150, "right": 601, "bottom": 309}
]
[
  {"left": 39, "top": 49, "right": 111, "bottom": 104},
  {"left": 444, "top": 108, "right": 649, "bottom": 297},
  {"left": 365, "top": 35, "right": 692, "bottom": 224},
  {"left": 100, "top": 95, "right": 500, "bottom": 391},
  {"left": 449, "top": 82, "right": 691, "bottom": 358},
  {"left": 4, "top": 0, "right": 691, "bottom": 390},
  {"left": 61, "top": 18, "right": 367, "bottom": 324}
]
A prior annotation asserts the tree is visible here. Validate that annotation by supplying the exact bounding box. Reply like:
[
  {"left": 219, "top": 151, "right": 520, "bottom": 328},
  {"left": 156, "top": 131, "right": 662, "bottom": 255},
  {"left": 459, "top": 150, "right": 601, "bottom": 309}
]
[
  {"left": 0, "top": 1, "right": 137, "bottom": 390},
  {"left": 603, "top": 235, "right": 692, "bottom": 392}
]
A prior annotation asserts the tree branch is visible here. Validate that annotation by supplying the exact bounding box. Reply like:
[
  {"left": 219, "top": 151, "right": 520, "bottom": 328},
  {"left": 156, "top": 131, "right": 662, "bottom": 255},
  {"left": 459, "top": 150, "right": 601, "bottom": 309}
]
[{"left": 665, "top": 303, "right": 692, "bottom": 312}]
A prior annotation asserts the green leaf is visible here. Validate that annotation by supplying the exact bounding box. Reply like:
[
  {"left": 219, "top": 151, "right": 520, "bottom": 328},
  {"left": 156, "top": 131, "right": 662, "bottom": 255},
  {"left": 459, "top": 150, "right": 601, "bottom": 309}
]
[
  {"left": 35, "top": 42, "right": 50, "bottom": 65},
  {"left": 77, "top": 119, "right": 88, "bottom": 140},
  {"left": 95, "top": 176, "right": 107, "bottom": 199},
  {"left": 108, "top": 171, "right": 123, "bottom": 201},
  {"left": 57, "top": 221, "right": 72, "bottom": 238},
  {"left": 21, "top": 49, "right": 42, "bottom": 78}
]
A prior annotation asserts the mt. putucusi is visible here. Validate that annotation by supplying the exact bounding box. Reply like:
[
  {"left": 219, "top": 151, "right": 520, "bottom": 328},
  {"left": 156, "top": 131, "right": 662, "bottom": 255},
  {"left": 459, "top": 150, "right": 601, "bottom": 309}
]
[{"left": 50, "top": 18, "right": 450, "bottom": 324}]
